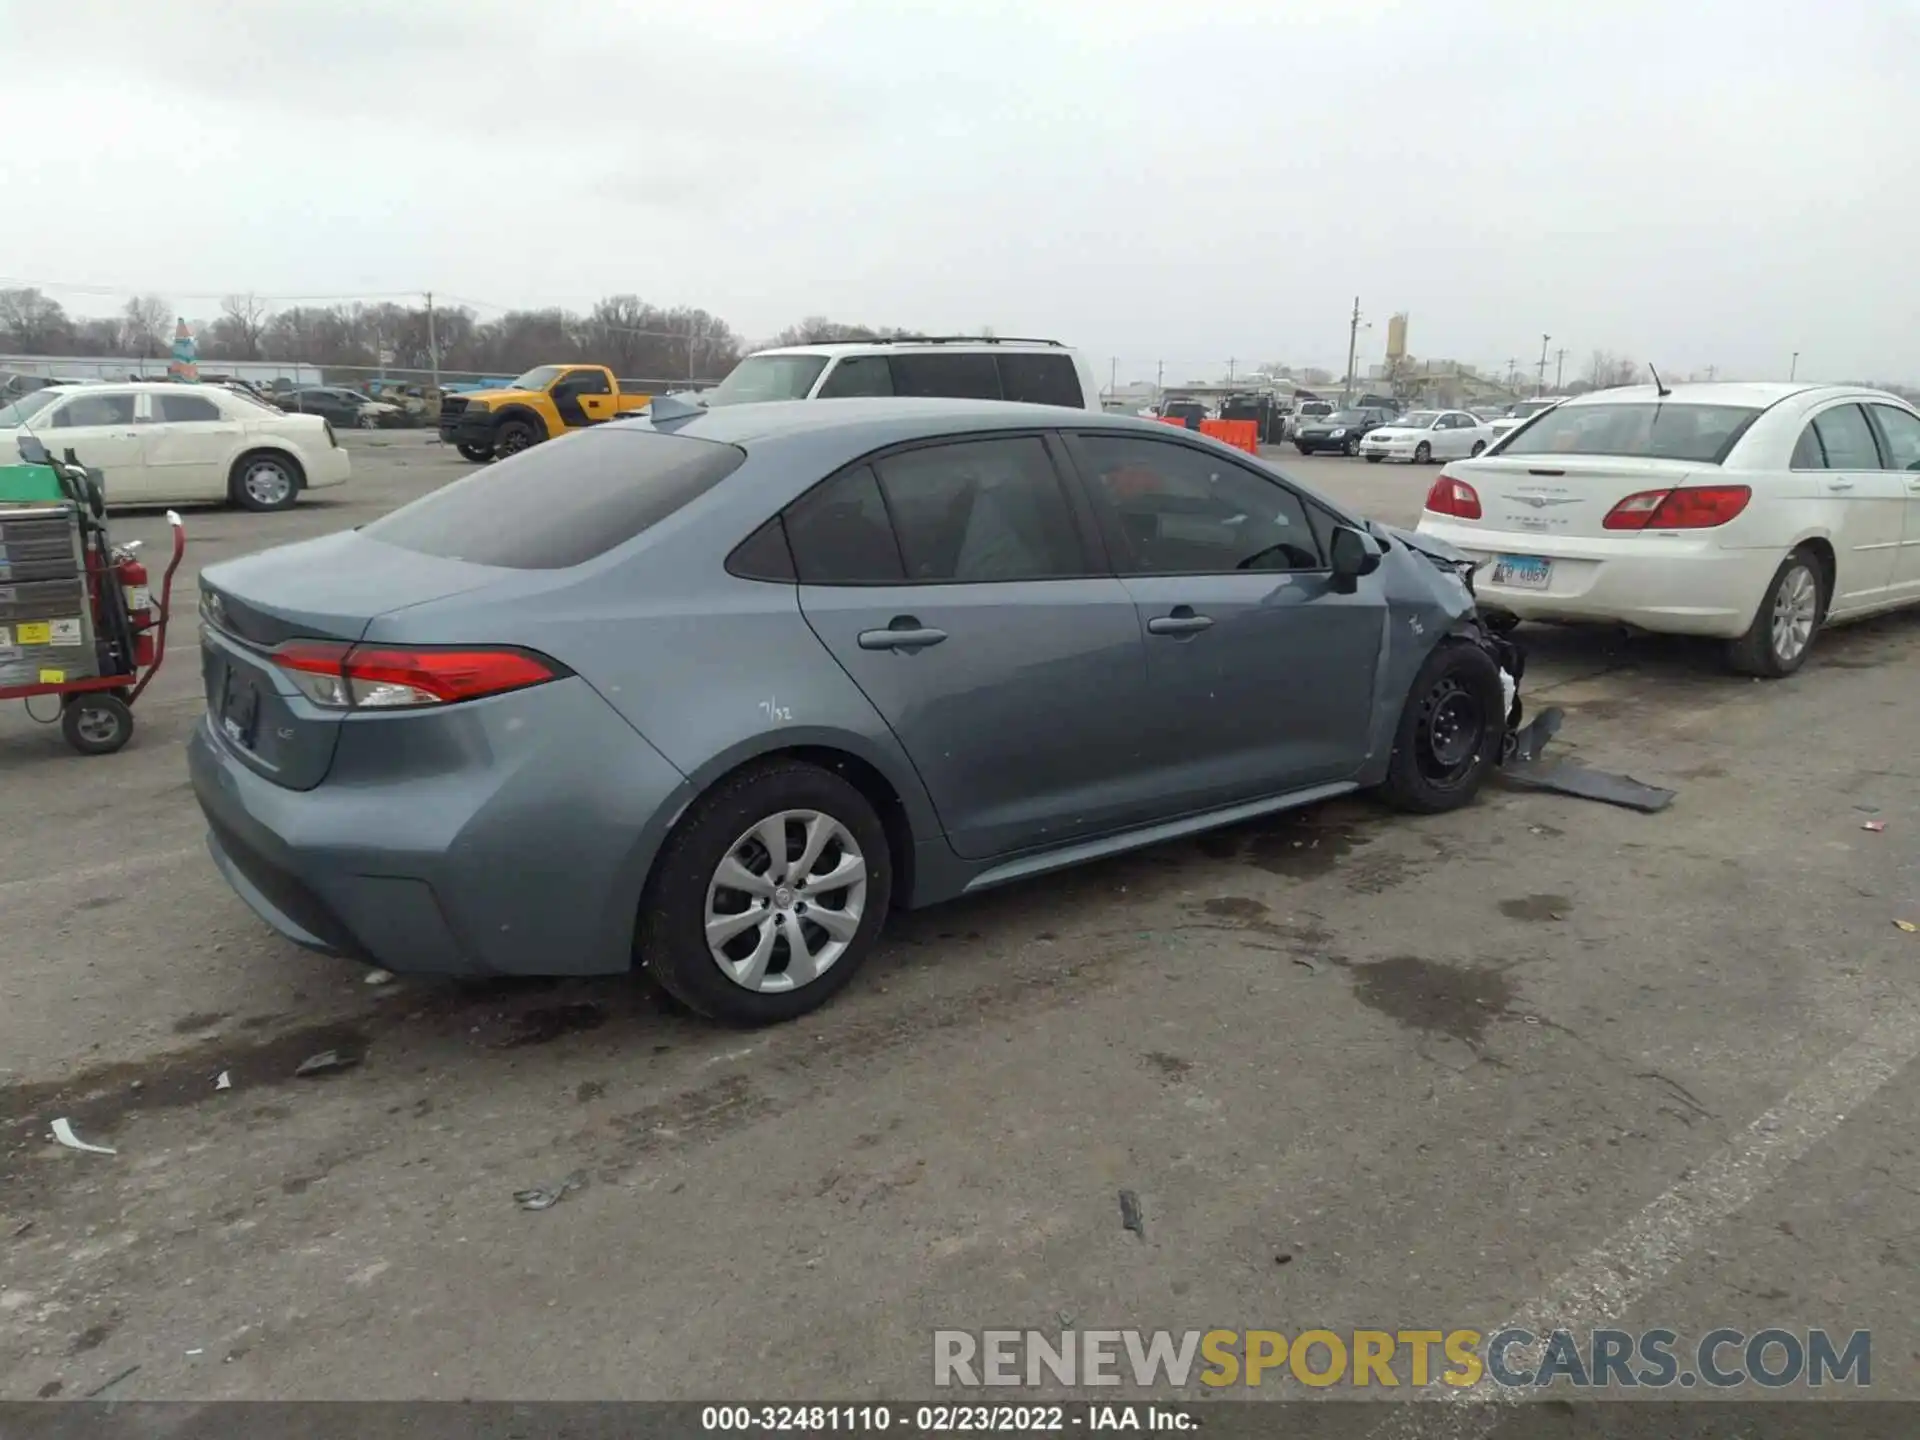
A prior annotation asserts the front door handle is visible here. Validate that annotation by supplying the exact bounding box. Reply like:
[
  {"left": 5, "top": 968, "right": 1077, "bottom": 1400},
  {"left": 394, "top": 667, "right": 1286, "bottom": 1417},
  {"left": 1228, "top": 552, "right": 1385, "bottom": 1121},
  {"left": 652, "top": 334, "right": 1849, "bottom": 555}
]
[
  {"left": 858, "top": 617, "right": 947, "bottom": 651},
  {"left": 1827, "top": 480, "right": 1855, "bottom": 492},
  {"left": 1147, "top": 606, "right": 1214, "bottom": 636}
]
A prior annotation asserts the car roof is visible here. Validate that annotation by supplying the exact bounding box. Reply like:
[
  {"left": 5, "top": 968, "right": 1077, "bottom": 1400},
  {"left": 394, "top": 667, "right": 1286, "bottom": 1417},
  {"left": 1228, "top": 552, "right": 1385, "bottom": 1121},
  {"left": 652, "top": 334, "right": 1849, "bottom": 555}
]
[
  {"left": 748, "top": 339, "right": 1073, "bottom": 358},
  {"left": 617, "top": 397, "right": 1190, "bottom": 447},
  {"left": 1559, "top": 382, "right": 1835, "bottom": 409}
]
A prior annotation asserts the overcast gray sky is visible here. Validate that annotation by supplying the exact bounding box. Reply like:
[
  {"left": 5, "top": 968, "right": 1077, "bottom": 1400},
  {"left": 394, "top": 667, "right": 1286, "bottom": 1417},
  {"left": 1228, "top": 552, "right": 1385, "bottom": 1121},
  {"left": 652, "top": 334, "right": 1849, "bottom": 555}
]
[{"left": 3, "top": 0, "right": 1915, "bottom": 384}]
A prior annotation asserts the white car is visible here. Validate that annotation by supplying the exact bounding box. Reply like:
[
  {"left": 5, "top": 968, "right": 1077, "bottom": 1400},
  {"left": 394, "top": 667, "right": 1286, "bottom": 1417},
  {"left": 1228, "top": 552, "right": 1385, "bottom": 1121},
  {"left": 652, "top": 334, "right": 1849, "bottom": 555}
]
[
  {"left": 1415, "top": 383, "right": 1920, "bottom": 675},
  {"left": 701, "top": 338, "right": 1105, "bottom": 412},
  {"left": 1360, "top": 409, "right": 1493, "bottom": 464},
  {"left": 0, "top": 382, "right": 349, "bottom": 512},
  {"left": 1487, "top": 396, "right": 1570, "bottom": 445}
]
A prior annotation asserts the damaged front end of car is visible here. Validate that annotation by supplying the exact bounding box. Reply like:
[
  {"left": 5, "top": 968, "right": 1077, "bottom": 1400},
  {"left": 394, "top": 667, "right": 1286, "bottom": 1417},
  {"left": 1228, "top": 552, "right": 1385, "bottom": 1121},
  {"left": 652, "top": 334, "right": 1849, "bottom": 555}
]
[{"left": 1369, "top": 521, "right": 1528, "bottom": 759}]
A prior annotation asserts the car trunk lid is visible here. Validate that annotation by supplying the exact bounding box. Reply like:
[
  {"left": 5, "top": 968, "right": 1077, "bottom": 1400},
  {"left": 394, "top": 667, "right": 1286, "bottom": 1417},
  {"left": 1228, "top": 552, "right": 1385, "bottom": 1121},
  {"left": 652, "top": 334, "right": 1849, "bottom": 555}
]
[
  {"left": 1437, "top": 455, "right": 1702, "bottom": 540},
  {"left": 198, "top": 532, "right": 506, "bottom": 790}
]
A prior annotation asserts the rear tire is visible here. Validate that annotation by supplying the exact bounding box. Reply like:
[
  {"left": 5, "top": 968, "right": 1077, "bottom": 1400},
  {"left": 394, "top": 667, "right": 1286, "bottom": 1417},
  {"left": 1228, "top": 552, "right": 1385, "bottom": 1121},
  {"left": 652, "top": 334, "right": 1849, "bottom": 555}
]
[
  {"left": 1470, "top": 440, "right": 1487, "bottom": 456},
  {"left": 1727, "top": 547, "right": 1824, "bottom": 678},
  {"left": 1376, "top": 641, "right": 1505, "bottom": 814},
  {"left": 1414, "top": 441, "right": 1432, "bottom": 464},
  {"left": 229, "top": 450, "right": 303, "bottom": 512},
  {"left": 637, "top": 760, "right": 893, "bottom": 1026},
  {"left": 61, "top": 693, "right": 133, "bottom": 756},
  {"left": 456, "top": 442, "right": 494, "bottom": 463}
]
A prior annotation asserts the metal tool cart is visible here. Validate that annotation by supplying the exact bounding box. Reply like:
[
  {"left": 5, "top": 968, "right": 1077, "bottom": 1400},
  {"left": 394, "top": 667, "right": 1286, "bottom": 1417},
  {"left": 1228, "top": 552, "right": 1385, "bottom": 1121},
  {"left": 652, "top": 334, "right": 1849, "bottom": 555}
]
[{"left": 0, "top": 437, "right": 186, "bottom": 755}]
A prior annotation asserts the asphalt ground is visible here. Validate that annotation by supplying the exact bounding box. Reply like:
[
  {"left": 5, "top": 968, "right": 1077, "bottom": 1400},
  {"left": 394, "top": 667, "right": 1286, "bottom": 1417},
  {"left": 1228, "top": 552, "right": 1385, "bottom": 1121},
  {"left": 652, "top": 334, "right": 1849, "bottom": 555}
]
[{"left": 2, "top": 431, "right": 1916, "bottom": 1411}]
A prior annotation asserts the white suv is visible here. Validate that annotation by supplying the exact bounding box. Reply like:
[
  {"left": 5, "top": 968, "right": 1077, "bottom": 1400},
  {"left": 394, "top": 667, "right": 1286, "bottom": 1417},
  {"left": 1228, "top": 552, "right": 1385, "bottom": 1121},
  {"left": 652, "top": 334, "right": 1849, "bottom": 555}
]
[{"left": 702, "top": 339, "right": 1104, "bottom": 412}]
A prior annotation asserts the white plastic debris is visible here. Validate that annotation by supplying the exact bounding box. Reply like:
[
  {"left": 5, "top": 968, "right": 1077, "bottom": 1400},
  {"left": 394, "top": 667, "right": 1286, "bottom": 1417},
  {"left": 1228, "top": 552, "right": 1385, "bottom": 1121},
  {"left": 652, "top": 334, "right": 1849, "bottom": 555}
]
[
  {"left": 364, "top": 969, "right": 395, "bottom": 987},
  {"left": 214, "top": 1071, "right": 232, "bottom": 1091},
  {"left": 1500, "top": 669, "right": 1517, "bottom": 721},
  {"left": 50, "top": 1118, "right": 116, "bottom": 1156}
]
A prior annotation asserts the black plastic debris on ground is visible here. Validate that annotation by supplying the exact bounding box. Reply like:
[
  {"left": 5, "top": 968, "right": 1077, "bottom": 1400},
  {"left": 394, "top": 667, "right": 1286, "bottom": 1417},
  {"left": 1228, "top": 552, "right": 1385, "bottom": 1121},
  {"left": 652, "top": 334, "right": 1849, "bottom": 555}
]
[
  {"left": 1118, "top": 1189, "right": 1145, "bottom": 1239},
  {"left": 1497, "top": 706, "right": 1677, "bottom": 814}
]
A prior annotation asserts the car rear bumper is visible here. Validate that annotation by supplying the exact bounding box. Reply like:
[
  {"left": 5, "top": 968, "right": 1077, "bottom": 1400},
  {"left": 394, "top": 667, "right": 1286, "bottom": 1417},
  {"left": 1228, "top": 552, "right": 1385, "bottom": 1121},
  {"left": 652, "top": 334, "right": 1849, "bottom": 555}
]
[
  {"left": 1416, "top": 520, "right": 1780, "bottom": 637},
  {"left": 187, "top": 678, "right": 692, "bottom": 977}
]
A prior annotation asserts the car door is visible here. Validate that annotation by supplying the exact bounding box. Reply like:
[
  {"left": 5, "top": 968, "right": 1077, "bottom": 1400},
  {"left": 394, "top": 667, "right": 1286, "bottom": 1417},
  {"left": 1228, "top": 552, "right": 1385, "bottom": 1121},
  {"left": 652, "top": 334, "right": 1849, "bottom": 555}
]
[
  {"left": 789, "top": 433, "right": 1158, "bottom": 861},
  {"left": 138, "top": 389, "right": 243, "bottom": 500},
  {"left": 38, "top": 390, "right": 147, "bottom": 501},
  {"left": 1864, "top": 402, "right": 1920, "bottom": 599},
  {"left": 552, "top": 369, "right": 614, "bottom": 427},
  {"left": 1440, "top": 413, "right": 1473, "bottom": 458},
  {"left": 1063, "top": 430, "right": 1386, "bottom": 813},
  {"left": 1793, "top": 403, "right": 1903, "bottom": 611}
]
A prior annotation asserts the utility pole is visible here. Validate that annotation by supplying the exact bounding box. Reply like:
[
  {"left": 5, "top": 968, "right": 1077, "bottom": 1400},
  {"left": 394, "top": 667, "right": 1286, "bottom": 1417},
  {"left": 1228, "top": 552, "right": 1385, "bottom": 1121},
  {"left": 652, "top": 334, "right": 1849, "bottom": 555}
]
[
  {"left": 1227, "top": 357, "right": 1236, "bottom": 384},
  {"left": 1536, "top": 334, "right": 1551, "bottom": 396},
  {"left": 1554, "top": 347, "right": 1567, "bottom": 391},
  {"left": 1109, "top": 356, "right": 1117, "bottom": 400},
  {"left": 1790, "top": 351, "right": 1799, "bottom": 381},
  {"left": 1705, "top": 364, "right": 1717, "bottom": 382},
  {"left": 425, "top": 291, "right": 440, "bottom": 393},
  {"left": 1344, "top": 296, "right": 1362, "bottom": 406},
  {"left": 1506, "top": 358, "right": 1519, "bottom": 392},
  {"left": 1155, "top": 359, "right": 1164, "bottom": 392}
]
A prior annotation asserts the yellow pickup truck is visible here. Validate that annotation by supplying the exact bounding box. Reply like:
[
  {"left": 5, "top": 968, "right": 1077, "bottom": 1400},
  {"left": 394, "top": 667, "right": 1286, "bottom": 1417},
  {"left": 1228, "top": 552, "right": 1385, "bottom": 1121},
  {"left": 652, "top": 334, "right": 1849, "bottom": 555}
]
[{"left": 438, "top": 364, "right": 653, "bottom": 461}]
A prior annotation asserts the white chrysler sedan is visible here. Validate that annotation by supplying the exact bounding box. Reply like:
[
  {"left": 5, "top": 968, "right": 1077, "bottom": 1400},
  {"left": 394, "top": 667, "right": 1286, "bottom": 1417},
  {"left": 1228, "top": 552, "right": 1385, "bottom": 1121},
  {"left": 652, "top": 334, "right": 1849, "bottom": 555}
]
[
  {"left": 1361, "top": 409, "right": 1493, "bottom": 464},
  {"left": 1416, "top": 383, "right": 1920, "bottom": 676},
  {"left": 0, "top": 382, "right": 349, "bottom": 512}
]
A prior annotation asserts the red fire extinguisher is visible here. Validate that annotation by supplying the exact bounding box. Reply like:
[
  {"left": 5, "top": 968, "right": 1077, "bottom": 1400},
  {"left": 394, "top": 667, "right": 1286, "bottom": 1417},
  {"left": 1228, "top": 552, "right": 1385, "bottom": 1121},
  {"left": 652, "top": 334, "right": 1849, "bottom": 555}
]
[{"left": 118, "top": 552, "right": 155, "bottom": 668}]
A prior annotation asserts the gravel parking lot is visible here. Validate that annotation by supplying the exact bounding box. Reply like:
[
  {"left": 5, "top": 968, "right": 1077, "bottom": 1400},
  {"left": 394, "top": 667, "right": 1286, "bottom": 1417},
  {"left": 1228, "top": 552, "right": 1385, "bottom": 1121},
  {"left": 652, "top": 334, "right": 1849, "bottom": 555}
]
[{"left": 3, "top": 430, "right": 1917, "bottom": 1403}]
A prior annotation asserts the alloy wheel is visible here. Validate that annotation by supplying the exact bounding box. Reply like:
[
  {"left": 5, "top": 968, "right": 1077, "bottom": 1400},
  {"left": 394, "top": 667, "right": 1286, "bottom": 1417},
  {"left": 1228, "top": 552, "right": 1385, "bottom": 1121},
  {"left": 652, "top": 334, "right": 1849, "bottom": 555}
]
[
  {"left": 242, "top": 459, "right": 294, "bottom": 508},
  {"left": 1770, "top": 564, "right": 1818, "bottom": 665},
  {"left": 704, "top": 810, "right": 868, "bottom": 993}
]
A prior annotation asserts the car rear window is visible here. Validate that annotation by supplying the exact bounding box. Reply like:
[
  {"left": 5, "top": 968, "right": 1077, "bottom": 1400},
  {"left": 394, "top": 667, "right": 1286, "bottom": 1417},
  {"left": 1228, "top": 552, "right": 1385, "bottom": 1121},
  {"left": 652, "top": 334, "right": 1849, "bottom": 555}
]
[
  {"left": 362, "top": 429, "right": 746, "bottom": 569},
  {"left": 1499, "top": 403, "right": 1762, "bottom": 464}
]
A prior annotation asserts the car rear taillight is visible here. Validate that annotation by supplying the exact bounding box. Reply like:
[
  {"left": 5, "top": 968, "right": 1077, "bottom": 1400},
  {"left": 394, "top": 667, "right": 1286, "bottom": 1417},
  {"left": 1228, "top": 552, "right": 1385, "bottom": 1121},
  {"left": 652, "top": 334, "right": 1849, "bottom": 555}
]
[
  {"left": 273, "top": 640, "right": 564, "bottom": 710},
  {"left": 1603, "top": 485, "right": 1751, "bottom": 531},
  {"left": 1424, "top": 473, "right": 1483, "bottom": 520}
]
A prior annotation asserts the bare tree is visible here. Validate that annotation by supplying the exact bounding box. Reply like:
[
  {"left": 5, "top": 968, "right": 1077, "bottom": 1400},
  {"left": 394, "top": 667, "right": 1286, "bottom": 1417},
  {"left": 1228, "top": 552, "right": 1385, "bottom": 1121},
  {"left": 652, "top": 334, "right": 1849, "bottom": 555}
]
[
  {"left": 210, "top": 293, "right": 271, "bottom": 360},
  {"left": 0, "top": 287, "right": 74, "bottom": 353},
  {"left": 120, "top": 294, "right": 172, "bottom": 358}
]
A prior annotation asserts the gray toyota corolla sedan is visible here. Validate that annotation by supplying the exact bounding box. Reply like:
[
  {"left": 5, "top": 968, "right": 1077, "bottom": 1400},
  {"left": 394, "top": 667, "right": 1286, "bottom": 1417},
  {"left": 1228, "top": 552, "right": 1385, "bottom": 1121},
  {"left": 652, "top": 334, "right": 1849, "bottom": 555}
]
[{"left": 188, "top": 398, "right": 1523, "bottom": 1025}]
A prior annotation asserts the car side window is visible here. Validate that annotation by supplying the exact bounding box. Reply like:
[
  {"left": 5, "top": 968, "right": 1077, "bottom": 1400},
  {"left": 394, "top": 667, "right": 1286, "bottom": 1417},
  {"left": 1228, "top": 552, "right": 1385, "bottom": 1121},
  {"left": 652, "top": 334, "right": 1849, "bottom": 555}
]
[
  {"left": 1076, "top": 435, "right": 1323, "bottom": 575},
  {"left": 872, "top": 437, "right": 1085, "bottom": 583},
  {"left": 816, "top": 356, "right": 895, "bottom": 398},
  {"left": 48, "top": 393, "right": 136, "bottom": 428},
  {"left": 784, "top": 465, "right": 907, "bottom": 584},
  {"left": 997, "top": 354, "right": 1084, "bottom": 408},
  {"left": 1811, "top": 405, "right": 1883, "bottom": 470},
  {"left": 887, "top": 352, "right": 1002, "bottom": 401},
  {"left": 559, "top": 370, "right": 611, "bottom": 396},
  {"left": 1790, "top": 423, "right": 1827, "bottom": 470},
  {"left": 156, "top": 393, "right": 222, "bottom": 423},
  {"left": 1868, "top": 404, "right": 1920, "bottom": 472}
]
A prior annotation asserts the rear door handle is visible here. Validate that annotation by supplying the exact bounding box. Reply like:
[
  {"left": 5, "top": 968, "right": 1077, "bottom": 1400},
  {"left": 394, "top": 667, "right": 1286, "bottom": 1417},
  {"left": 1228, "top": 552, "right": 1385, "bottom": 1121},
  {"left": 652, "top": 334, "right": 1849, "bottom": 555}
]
[
  {"left": 1147, "top": 607, "right": 1214, "bottom": 636},
  {"left": 857, "top": 618, "right": 947, "bottom": 651}
]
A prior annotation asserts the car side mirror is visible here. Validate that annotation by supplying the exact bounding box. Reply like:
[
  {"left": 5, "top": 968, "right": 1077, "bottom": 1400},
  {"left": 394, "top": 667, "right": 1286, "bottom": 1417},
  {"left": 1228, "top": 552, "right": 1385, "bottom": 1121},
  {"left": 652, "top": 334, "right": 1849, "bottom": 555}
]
[
  {"left": 1328, "top": 525, "right": 1381, "bottom": 593},
  {"left": 16, "top": 434, "right": 49, "bottom": 464}
]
